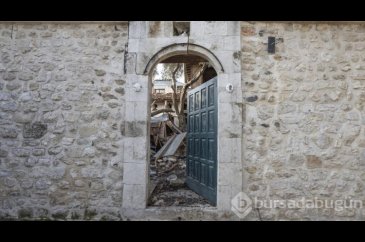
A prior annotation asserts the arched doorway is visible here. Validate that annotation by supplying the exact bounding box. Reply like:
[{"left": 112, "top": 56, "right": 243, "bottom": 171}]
[
  {"left": 145, "top": 44, "right": 223, "bottom": 206},
  {"left": 122, "top": 23, "right": 243, "bottom": 219}
]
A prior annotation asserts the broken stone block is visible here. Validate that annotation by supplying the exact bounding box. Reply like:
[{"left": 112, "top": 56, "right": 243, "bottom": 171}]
[
  {"left": 167, "top": 174, "right": 177, "bottom": 182},
  {"left": 153, "top": 199, "right": 165, "bottom": 206},
  {"left": 167, "top": 156, "right": 177, "bottom": 162},
  {"left": 170, "top": 178, "right": 185, "bottom": 187}
]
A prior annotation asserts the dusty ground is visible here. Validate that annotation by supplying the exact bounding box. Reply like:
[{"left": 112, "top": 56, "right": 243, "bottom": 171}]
[{"left": 148, "top": 156, "right": 211, "bottom": 207}]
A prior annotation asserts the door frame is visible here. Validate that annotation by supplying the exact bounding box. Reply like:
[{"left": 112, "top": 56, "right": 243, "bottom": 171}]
[{"left": 122, "top": 42, "right": 243, "bottom": 218}]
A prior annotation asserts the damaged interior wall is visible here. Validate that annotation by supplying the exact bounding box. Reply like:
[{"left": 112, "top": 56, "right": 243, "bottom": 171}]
[
  {"left": 241, "top": 22, "right": 365, "bottom": 220},
  {"left": 0, "top": 22, "right": 128, "bottom": 220}
]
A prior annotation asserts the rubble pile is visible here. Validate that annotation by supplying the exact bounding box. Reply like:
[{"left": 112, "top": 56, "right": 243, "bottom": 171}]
[
  {"left": 148, "top": 113, "right": 210, "bottom": 207},
  {"left": 148, "top": 156, "right": 210, "bottom": 207}
]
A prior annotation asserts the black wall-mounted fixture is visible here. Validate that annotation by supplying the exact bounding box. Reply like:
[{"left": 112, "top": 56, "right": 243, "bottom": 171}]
[{"left": 268, "top": 36, "right": 275, "bottom": 54}]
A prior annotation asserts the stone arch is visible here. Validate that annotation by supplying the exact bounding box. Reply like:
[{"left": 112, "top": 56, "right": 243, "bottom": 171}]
[{"left": 143, "top": 43, "right": 224, "bottom": 75}]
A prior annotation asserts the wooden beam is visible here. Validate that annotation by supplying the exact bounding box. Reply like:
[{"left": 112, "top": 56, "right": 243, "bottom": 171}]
[
  {"left": 163, "top": 132, "right": 186, "bottom": 157},
  {"left": 153, "top": 134, "right": 177, "bottom": 160},
  {"left": 166, "top": 120, "right": 182, "bottom": 134}
]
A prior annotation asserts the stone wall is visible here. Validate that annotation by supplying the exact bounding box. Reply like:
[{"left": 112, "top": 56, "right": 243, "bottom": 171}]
[
  {"left": 241, "top": 22, "right": 365, "bottom": 220},
  {"left": 2, "top": 21, "right": 365, "bottom": 221},
  {"left": 0, "top": 22, "right": 128, "bottom": 220}
]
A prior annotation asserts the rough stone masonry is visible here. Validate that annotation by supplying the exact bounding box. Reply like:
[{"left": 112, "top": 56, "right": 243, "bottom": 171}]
[
  {"left": 0, "top": 23, "right": 128, "bottom": 220},
  {"left": 241, "top": 22, "right": 365, "bottom": 220},
  {"left": 1, "top": 21, "right": 365, "bottom": 220}
]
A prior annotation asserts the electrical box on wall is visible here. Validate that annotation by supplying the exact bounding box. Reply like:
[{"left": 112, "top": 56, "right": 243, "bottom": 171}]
[{"left": 268, "top": 36, "right": 275, "bottom": 54}]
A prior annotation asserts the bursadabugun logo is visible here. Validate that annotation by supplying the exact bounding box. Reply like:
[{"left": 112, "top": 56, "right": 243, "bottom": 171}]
[
  {"left": 231, "top": 192, "right": 253, "bottom": 219},
  {"left": 231, "top": 192, "right": 363, "bottom": 219}
]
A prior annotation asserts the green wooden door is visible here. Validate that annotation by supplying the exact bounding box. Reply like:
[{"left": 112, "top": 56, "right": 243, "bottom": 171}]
[{"left": 186, "top": 77, "right": 217, "bottom": 205}]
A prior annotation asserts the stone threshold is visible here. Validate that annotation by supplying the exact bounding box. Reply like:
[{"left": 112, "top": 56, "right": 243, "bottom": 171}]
[{"left": 123, "top": 206, "right": 239, "bottom": 221}]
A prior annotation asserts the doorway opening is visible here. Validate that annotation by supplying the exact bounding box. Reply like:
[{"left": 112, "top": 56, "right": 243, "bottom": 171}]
[{"left": 147, "top": 54, "right": 217, "bottom": 207}]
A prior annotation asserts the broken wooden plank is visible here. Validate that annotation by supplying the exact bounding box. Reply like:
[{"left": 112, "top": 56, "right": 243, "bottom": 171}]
[
  {"left": 163, "top": 132, "right": 186, "bottom": 157},
  {"left": 153, "top": 134, "right": 177, "bottom": 159},
  {"left": 166, "top": 120, "right": 182, "bottom": 134},
  {"left": 151, "top": 113, "right": 169, "bottom": 124}
]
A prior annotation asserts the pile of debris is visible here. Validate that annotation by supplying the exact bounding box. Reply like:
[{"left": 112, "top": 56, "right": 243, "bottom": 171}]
[
  {"left": 149, "top": 160, "right": 210, "bottom": 207},
  {"left": 150, "top": 113, "right": 186, "bottom": 172},
  {"left": 148, "top": 113, "right": 210, "bottom": 207}
]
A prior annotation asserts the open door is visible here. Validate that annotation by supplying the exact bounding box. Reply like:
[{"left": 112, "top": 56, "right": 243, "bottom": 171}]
[{"left": 186, "top": 77, "right": 217, "bottom": 205}]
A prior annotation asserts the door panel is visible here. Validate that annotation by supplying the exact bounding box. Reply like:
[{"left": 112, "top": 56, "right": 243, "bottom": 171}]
[{"left": 186, "top": 77, "right": 217, "bottom": 205}]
